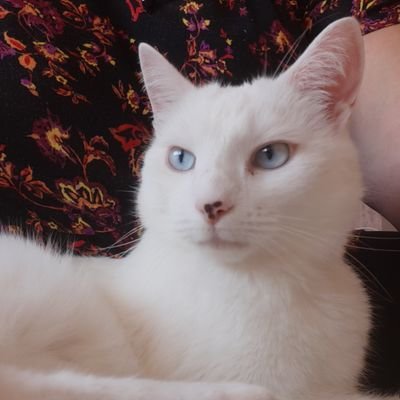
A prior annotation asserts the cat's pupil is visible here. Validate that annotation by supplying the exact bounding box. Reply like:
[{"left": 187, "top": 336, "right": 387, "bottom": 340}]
[
  {"left": 168, "top": 147, "right": 195, "bottom": 171},
  {"left": 263, "top": 146, "right": 273, "bottom": 160}
]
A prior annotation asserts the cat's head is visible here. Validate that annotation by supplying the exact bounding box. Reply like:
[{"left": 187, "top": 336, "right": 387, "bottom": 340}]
[{"left": 137, "top": 18, "right": 364, "bottom": 265}]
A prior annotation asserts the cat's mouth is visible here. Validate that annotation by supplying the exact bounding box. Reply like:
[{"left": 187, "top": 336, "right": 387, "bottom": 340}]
[{"left": 197, "top": 230, "right": 246, "bottom": 249}]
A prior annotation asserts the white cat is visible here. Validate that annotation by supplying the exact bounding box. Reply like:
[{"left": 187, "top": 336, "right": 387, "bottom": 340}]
[{"left": 0, "top": 17, "right": 396, "bottom": 400}]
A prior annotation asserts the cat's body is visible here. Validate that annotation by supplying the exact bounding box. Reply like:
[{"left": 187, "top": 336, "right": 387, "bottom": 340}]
[
  {"left": 112, "top": 233, "right": 369, "bottom": 396},
  {"left": 0, "top": 18, "right": 396, "bottom": 400},
  {"left": 0, "top": 227, "right": 369, "bottom": 399}
]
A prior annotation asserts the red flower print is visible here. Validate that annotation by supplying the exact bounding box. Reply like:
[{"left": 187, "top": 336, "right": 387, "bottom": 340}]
[
  {"left": 239, "top": 6, "right": 248, "bottom": 16},
  {"left": 180, "top": 1, "right": 203, "bottom": 15},
  {"left": 81, "top": 134, "right": 117, "bottom": 176},
  {"left": 28, "top": 113, "right": 77, "bottom": 167},
  {"left": 18, "top": 54, "right": 37, "bottom": 71},
  {"left": 112, "top": 81, "right": 150, "bottom": 114},
  {"left": 125, "top": 0, "right": 145, "bottom": 22},
  {"left": 0, "top": 5, "right": 10, "bottom": 19},
  {"left": 0, "top": 39, "right": 16, "bottom": 59},
  {"left": 19, "top": 166, "right": 52, "bottom": 200},
  {"left": 57, "top": 178, "right": 121, "bottom": 232},
  {"left": 3, "top": 31, "right": 26, "bottom": 51},
  {"left": 109, "top": 122, "right": 151, "bottom": 153},
  {"left": 6, "top": 0, "right": 65, "bottom": 39},
  {"left": 34, "top": 42, "right": 69, "bottom": 63}
]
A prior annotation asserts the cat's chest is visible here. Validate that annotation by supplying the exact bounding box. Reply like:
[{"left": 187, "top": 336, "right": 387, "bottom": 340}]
[
  {"left": 115, "top": 250, "right": 366, "bottom": 392},
  {"left": 127, "top": 261, "right": 282, "bottom": 382}
]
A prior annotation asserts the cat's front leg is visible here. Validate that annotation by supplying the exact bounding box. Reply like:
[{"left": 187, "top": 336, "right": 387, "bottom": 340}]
[
  {"left": 153, "top": 381, "right": 275, "bottom": 400},
  {"left": 0, "top": 366, "right": 274, "bottom": 400}
]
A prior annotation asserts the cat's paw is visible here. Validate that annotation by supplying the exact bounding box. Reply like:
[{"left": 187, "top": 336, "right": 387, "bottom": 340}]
[
  {"left": 193, "top": 382, "right": 275, "bottom": 400},
  {"left": 145, "top": 380, "right": 275, "bottom": 400}
]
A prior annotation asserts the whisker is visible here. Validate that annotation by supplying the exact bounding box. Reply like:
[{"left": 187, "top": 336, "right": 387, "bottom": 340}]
[
  {"left": 352, "top": 232, "right": 400, "bottom": 240},
  {"left": 262, "top": 40, "right": 269, "bottom": 76},
  {"left": 345, "top": 243, "right": 400, "bottom": 253},
  {"left": 279, "top": 222, "right": 400, "bottom": 252},
  {"left": 111, "top": 247, "right": 136, "bottom": 258},
  {"left": 274, "top": 223, "right": 393, "bottom": 302},
  {"left": 99, "top": 225, "right": 144, "bottom": 251},
  {"left": 272, "top": 28, "right": 308, "bottom": 79},
  {"left": 344, "top": 250, "right": 394, "bottom": 303},
  {"left": 104, "top": 238, "right": 142, "bottom": 250}
]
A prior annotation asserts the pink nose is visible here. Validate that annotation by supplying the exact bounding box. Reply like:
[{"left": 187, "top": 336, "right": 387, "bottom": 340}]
[{"left": 200, "top": 201, "right": 233, "bottom": 224}]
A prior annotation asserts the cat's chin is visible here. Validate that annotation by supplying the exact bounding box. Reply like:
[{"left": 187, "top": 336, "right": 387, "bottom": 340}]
[
  {"left": 196, "top": 240, "right": 252, "bottom": 265},
  {"left": 197, "top": 237, "right": 247, "bottom": 250},
  {"left": 192, "top": 227, "right": 247, "bottom": 250},
  {"left": 186, "top": 229, "right": 254, "bottom": 264}
]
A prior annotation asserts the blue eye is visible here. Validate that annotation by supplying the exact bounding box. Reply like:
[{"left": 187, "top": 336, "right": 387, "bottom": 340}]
[
  {"left": 253, "top": 143, "right": 290, "bottom": 169},
  {"left": 168, "top": 147, "right": 196, "bottom": 171}
]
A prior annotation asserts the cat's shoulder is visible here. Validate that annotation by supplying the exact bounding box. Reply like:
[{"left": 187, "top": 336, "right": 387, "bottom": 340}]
[
  {"left": 0, "top": 232, "right": 57, "bottom": 252},
  {"left": 0, "top": 232, "right": 118, "bottom": 285},
  {"left": 0, "top": 233, "right": 79, "bottom": 286},
  {"left": 0, "top": 232, "right": 63, "bottom": 263}
]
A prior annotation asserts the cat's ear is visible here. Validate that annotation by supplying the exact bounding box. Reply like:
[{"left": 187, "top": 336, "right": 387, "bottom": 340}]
[
  {"left": 283, "top": 17, "right": 364, "bottom": 124},
  {"left": 138, "top": 43, "right": 194, "bottom": 126}
]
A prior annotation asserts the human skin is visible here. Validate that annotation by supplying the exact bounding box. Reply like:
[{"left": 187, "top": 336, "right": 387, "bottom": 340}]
[{"left": 350, "top": 24, "right": 400, "bottom": 230}]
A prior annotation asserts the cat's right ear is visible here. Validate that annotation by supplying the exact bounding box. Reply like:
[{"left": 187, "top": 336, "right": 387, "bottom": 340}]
[
  {"left": 138, "top": 43, "right": 194, "bottom": 126},
  {"left": 281, "top": 18, "right": 364, "bottom": 126}
]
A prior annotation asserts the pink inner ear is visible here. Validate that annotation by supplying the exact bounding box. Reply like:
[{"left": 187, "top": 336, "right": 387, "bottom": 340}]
[{"left": 286, "top": 18, "right": 364, "bottom": 122}]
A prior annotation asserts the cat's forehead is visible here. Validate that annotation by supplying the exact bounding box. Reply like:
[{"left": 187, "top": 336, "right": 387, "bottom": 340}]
[
  {"left": 194, "top": 79, "right": 274, "bottom": 121},
  {"left": 168, "top": 77, "right": 310, "bottom": 147}
]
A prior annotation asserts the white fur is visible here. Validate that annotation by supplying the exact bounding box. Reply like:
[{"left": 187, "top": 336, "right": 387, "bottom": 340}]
[{"left": 0, "top": 18, "right": 397, "bottom": 400}]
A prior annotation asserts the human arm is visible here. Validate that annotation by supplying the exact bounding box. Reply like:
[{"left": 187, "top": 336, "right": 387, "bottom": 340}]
[{"left": 350, "top": 24, "right": 400, "bottom": 230}]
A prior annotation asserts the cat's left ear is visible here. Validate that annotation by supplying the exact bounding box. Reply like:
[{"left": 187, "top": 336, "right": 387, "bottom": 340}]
[
  {"left": 139, "top": 43, "right": 194, "bottom": 126},
  {"left": 283, "top": 17, "right": 364, "bottom": 124}
]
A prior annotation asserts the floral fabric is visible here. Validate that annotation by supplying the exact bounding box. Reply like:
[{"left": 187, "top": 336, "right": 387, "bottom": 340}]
[{"left": 0, "top": 0, "right": 398, "bottom": 256}]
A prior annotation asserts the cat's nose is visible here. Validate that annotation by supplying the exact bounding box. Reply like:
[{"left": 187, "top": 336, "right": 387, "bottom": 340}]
[{"left": 200, "top": 201, "right": 233, "bottom": 224}]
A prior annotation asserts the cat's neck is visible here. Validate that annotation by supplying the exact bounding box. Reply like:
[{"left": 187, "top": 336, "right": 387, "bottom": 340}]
[{"left": 127, "top": 230, "right": 350, "bottom": 286}]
